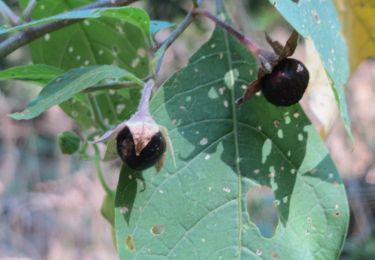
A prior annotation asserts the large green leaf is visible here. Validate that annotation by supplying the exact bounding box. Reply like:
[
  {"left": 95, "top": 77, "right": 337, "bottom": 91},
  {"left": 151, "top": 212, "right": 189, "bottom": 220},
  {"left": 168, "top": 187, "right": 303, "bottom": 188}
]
[
  {"left": 21, "top": 0, "right": 149, "bottom": 75},
  {"left": 0, "top": 7, "right": 150, "bottom": 37},
  {"left": 114, "top": 27, "right": 349, "bottom": 259},
  {"left": 268, "top": 0, "right": 351, "bottom": 136},
  {"left": 10, "top": 65, "right": 141, "bottom": 120},
  {"left": 19, "top": 0, "right": 149, "bottom": 128}
]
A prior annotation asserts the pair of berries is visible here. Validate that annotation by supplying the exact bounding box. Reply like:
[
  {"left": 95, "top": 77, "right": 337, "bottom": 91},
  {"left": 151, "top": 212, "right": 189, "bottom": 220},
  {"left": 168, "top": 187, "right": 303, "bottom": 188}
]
[{"left": 94, "top": 21, "right": 310, "bottom": 171}]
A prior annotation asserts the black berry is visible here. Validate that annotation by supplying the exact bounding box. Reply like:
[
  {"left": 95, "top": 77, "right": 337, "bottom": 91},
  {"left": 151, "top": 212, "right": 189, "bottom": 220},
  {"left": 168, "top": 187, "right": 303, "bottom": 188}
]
[
  {"left": 261, "top": 58, "right": 309, "bottom": 106},
  {"left": 116, "top": 126, "right": 166, "bottom": 171}
]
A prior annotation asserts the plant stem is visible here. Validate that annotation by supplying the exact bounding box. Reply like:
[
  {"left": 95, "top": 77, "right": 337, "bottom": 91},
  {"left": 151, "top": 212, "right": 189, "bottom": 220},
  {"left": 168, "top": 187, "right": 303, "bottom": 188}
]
[
  {"left": 0, "top": 0, "right": 21, "bottom": 25},
  {"left": 93, "top": 145, "right": 114, "bottom": 195},
  {"left": 194, "top": 9, "right": 261, "bottom": 55},
  {"left": 83, "top": 81, "right": 140, "bottom": 93},
  {"left": 104, "top": 92, "right": 119, "bottom": 122},
  {"left": 161, "top": 11, "right": 195, "bottom": 51},
  {"left": 23, "top": 0, "right": 37, "bottom": 21},
  {"left": 215, "top": 0, "right": 225, "bottom": 13},
  {"left": 0, "top": 0, "right": 138, "bottom": 59},
  {"left": 88, "top": 94, "right": 108, "bottom": 131},
  {"left": 137, "top": 79, "right": 154, "bottom": 115},
  {"left": 154, "top": 10, "right": 194, "bottom": 78}
]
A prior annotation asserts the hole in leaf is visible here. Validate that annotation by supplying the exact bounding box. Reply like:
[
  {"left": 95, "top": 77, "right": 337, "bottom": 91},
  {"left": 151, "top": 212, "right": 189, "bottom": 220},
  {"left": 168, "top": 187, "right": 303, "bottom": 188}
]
[
  {"left": 137, "top": 48, "right": 146, "bottom": 58},
  {"left": 261, "top": 139, "right": 272, "bottom": 164},
  {"left": 131, "top": 57, "right": 140, "bottom": 68},
  {"left": 247, "top": 186, "right": 279, "bottom": 238},
  {"left": 150, "top": 224, "right": 165, "bottom": 236},
  {"left": 126, "top": 235, "right": 135, "bottom": 251}
]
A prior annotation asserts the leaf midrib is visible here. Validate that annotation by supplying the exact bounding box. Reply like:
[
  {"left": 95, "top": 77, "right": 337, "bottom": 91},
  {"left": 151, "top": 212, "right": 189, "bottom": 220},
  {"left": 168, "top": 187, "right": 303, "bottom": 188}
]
[{"left": 222, "top": 29, "right": 243, "bottom": 259}]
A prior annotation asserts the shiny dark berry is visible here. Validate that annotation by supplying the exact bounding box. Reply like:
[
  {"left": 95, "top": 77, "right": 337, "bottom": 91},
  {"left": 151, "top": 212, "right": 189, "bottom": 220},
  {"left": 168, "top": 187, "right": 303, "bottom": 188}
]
[
  {"left": 116, "top": 127, "right": 166, "bottom": 171},
  {"left": 261, "top": 58, "right": 309, "bottom": 106}
]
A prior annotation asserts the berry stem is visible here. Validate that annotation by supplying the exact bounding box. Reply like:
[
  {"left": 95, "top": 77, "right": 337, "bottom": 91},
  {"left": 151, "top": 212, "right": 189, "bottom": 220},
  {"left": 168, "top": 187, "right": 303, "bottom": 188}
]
[
  {"left": 93, "top": 144, "right": 115, "bottom": 195},
  {"left": 154, "top": 10, "right": 194, "bottom": 78},
  {"left": 88, "top": 94, "right": 109, "bottom": 131},
  {"left": 194, "top": 9, "right": 261, "bottom": 55},
  {"left": 137, "top": 79, "right": 154, "bottom": 116},
  {"left": 23, "top": 0, "right": 37, "bottom": 21},
  {"left": 0, "top": 0, "right": 21, "bottom": 25}
]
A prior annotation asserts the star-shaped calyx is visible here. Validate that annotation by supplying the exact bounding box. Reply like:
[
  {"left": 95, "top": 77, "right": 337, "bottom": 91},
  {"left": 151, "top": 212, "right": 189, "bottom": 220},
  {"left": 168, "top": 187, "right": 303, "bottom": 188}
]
[
  {"left": 91, "top": 80, "right": 174, "bottom": 172},
  {"left": 237, "top": 30, "right": 309, "bottom": 106}
]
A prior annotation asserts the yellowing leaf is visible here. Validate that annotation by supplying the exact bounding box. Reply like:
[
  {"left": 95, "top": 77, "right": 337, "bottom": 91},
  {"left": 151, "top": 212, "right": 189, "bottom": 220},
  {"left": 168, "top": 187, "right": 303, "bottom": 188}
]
[{"left": 336, "top": 0, "right": 375, "bottom": 71}]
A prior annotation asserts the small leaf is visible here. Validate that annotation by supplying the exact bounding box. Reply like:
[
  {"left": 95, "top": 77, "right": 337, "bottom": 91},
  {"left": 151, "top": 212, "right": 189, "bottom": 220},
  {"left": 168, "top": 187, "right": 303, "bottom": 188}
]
[
  {"left": 104, "top": 138, "right": 119, "bottom": 161},
  {"left": 268, "top": 0, "right": 352, "bottom": 136},
  {"left": 57, "top": 131, "right": 81, "bottom": 154},
  {"left": 101, "top": 192, "right": 116, "bottom": 226},
  {"left": 10, "top": 65, "right": 142, "bottom": 120},
  {"left": 0, "top": 64, "right": 63, "bottom": 84},
  {"left": 150, "top": 20, "right": 174, "bottom": 36}
]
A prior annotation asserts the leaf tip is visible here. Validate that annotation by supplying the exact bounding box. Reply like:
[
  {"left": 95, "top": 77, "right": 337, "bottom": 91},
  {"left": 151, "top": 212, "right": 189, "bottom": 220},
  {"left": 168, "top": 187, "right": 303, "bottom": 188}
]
[{"left": 9, "top": 112, "right": 24, "bottom": 120}]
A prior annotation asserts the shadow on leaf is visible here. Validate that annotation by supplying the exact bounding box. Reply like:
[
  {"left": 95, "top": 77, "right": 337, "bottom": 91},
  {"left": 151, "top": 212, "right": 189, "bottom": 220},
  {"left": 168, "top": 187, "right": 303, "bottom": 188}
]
[
  {"left": 115, "top": 165, "right": 144, "bottom": 224},
  {"left": 161, "top": 28, "right": 310, "bottom": 229}
]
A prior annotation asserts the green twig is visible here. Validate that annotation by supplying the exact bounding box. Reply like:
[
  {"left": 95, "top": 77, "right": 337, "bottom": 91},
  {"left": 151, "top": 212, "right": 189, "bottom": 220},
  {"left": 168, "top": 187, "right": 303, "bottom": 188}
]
[
  {"left": 23, "top": 0, "right": 37, "bottom": 21},
  {"left": 194, "top": 8, "right": 261, "bottom": 55},
  {"left": 104, "top": 92, "right": 119, "bottom": 122},
  {"left": 0, "top": 0, "right": 21, "bottom": 25},
  {"left": 93, "top": 144, "right": 115, "bottom": 195},
  {"left": 88, "top": 94, "right": 108, "bottom": 131},
  {"left": 154, "top": 10, "right": 195, "bottom": 78},
  {"left": 215, "top": 0, "right": 225, "bottom": 13},
  {"left": 83, "top": 81, "right": 140, "bottom": 93}
]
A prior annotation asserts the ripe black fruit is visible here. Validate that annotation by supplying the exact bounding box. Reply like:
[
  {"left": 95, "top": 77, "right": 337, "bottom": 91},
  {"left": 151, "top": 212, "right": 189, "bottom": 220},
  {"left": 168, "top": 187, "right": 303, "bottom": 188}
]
[
  {"left": 116, "top": 126, "right": 166, "bottom": 171},
  {"left": 261, "top": 58, "right": 309, "bottom": 106}
]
